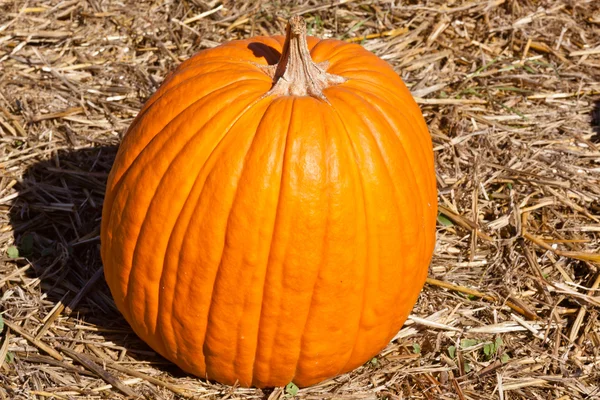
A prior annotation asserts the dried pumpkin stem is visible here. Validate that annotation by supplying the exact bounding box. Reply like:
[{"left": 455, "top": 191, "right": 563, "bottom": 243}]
[{"left": 268, "top": 16, "right": 346, "bottom": 99}]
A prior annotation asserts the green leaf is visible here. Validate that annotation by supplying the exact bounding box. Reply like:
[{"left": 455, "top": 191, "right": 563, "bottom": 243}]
[
  {"left": 6, "top": 246, "right": 19, "bottom": 259},
  {"left": 467, "top": 294, "right": 478, "bottom": 300},
  {"left": 413, "top": 343, "right": 421, "bottom": 354},
  {"left": 437, "top": 213, "right": 454, "bottom": 227},
  {"left": 501, "top": 353, "right": 510, "bottom": 363},
  {"left": 0, "top": 313, "right": 4, "bottom": 333},
  {"left": 460, "top": 339, "right": 479, "bottom": 349},
  {"left": 448, "top": 346, "right": 456, "bottom": 359},
  {"left": 495, "top": 336, "right": 503, "bottom": 349},
  {"left": 483, "top": 343, "right": 493, "bottom": 357},
  {"left": 463, "top": 361, "right": 471, "bottom": 373},
  {"left": 285, "top": 382, "right": 299, "bottom": 397},
  {"left": 5, "top": 352, "right": 14, "bottom": 364},
  {"left": 370, "top": 357, "right": 379, "bottom": 366}
]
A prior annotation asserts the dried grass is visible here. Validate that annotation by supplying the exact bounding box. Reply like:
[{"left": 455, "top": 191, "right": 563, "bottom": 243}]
[{"left": 1, "top": 0, "right": 599, "bottom": 399}]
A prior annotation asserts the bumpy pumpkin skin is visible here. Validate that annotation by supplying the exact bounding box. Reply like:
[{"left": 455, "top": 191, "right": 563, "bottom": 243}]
[{"left": 101, "top": 30, "right": 437, "bottom": 388}]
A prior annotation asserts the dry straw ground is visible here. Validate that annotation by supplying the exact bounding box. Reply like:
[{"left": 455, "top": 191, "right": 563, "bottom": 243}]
[{"left": 0, "top": 0, "right": 599, "bottom": 399}]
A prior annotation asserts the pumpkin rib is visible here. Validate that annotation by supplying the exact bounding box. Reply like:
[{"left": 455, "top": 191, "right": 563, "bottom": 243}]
[
  {"left": 327, "top": 96, "right": 401, "bottom": 374},
  {"left": 250, "top": 98, "right": 295, "bottom": 387},
  {"left": 155, "top": 95, "right": 274, "bottom": 379},
  {"left": 339, "top": 86, "right": 429, "bottom": 232},
  {"left": 104, "top": 78, "right": 269, "bottom": 241},
  {"left": 313, "top": 49, "right": 391, "bottom": 82},
  {"left": 154, "top": 95, "right": 272, "bottom": 369},
  {"left": 258, "top": 98, "right": 321, "bottom": 386},
  {"left": 338, "top": 84, "right": 436, "bottom": 206},
  {"left": 253, "top": 97, "right": 346, "bottom": 387},
  {"left": 107, "top": 76, "right": 269, "bottom": 197},
  {"left": 350, "top": 92, "right": 435, "bottom": 296},
  {"left": 104, "top": 78, "right": 267, "bottom": 247},
  {"left": 107, "top": 80, "right": 263, "bottom": 283},
  {"left": 114, "top": 85, "right": 268, "bottom": 351},
  {"left": 331, "top": 76, "right": 415, "bottom": 114},
  {"left": 211, "top": 98, "right": 298, "bottom": 385},
  {"left": 346, "top": 87, "right": 435, "bottom": 320},
  {"left": 319, "top": 51, "right": 398, "bottom": 72},
  {"left": 190, "top": 97, "right": 276, "bottom": 381},
  {"left": 309, "top": 41, "right": 356, "bottom": 67},
  {"left": 310, "top": 39, "right": 362, "bottom": 63},
  {"left": 227, "top": 98, "right": 288, "bottom": 383},
  {"left": 288, "top": 101, "right": 334, "bottom": 385},
  {"left": 358, "top": 94, "right": 435, "bottom": 333},
  {"left": 330, "top": 87, "right": 427, "bottom": 342},
  {"left": 358, "top": 80, "right": 434, "bottom": 179},
  {"left": 206, "top": 132, "right": 252, "bottom": 382},
  {"left": 352, "top": 84, "right": 436, "bottom": 224},
  {"left": 129, "top": 66, "right": 268, "bottom": 139},
  {"left": 329, "top": 67, "right": 393, "bottom": 75},
  {"left": 134, "top": 110, "right": 257, "bottom": 351},
  {"left": 332, "top": 74, "right": 398, "bottom": 88},
  {"left": 301, "top": 101, "right": 371, "bottom": 381},
  {"left": 285, "top": 98, "right": 349, "bottom": 386}
]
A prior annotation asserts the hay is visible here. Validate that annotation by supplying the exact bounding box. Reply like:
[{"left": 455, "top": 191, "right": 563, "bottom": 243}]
[{"left": 1, "top": 0, "right": 599, "bottom": 399}]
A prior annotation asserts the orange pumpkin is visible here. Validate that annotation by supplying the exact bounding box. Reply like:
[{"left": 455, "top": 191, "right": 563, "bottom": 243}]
[{"left": 101, "top": 16, "right": 437, "bottom": 388}]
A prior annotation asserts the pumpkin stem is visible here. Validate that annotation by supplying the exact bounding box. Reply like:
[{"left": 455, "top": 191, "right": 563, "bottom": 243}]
[{"left": 268, "top": 16, "right": 346, "bottom": 100}]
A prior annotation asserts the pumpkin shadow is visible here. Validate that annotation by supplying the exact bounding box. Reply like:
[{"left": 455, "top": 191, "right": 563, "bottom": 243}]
[
  {"left": 8, "top": 146, "right": 188, "bottom": 377},
  {"left": 248, "top": 42, "right": 281, "bottom": 65}
]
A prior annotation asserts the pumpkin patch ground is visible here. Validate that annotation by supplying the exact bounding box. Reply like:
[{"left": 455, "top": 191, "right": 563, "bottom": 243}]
[{"left": 1, "top": 1, "right": 599, "bottom": 399}]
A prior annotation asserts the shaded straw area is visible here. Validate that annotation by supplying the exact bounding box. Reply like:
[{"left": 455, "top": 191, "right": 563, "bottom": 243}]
[{"left": 1, "top": 0, "right": 599, "bottom": 399}]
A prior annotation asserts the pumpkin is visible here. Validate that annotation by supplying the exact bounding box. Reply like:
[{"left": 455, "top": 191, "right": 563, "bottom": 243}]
[{"left": 101, "top": 16, "right": 437, "bottom": 388}]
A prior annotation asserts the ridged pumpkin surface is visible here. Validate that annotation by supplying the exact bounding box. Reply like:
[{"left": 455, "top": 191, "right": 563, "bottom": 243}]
[{"left": 101, "top": 22, "right": 437, "bottom": 388}]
